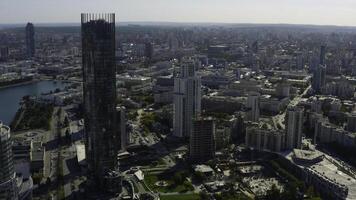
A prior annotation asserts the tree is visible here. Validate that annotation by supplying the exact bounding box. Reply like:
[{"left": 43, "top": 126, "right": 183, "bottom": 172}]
[
  {"left": 32, "top": 173, "right": 43, "bottom": 185},
  {"left": 281, "top": 183, "right": 298, "bottom": 200},
  {"left": 183, "top": 180, "right": 193, "bottom": 191},
  {"left": 193, "top": 171, "right": 206, "bottom": 183},
  {"left": 65, "top": 129, "right": 71, "bottom": 144},
  {"left": 140, "top": 193, "right": 155, "bottom": 200},
  {"left": 305, "top": 186, "right": 321, "bottom": 200},
  {"left": 141, "top": 112, "right": 157, "bottom": 132},
  {"left": 63, "top": 117, "right": 70, "bottom": 127},
  {"left": 128, "top": 110, "right": 138, "bottom": 120},
  {"left": 265, "top": 184, "right": 281, "bottom": 200},
  {"left": 57, "top": 107, "right": 62, "bottom": 117},
  {"left": 173, "top": 172, "right": 184, "bottom": 185},
  {"left": 46, "top": 177, "right": 51, "bottom": 185},
  {"left": 214, "top": 193, "right": 223, "bottom": 200},
  {"left": 199, "top": 191, "right": 209, "bottom": 200}
]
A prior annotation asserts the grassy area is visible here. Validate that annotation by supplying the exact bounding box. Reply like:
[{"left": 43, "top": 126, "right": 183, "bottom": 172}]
[
  {"left": 11, "top": 98, "right": 54, "bottom": 131},
  {"left": 160, "top": 194, "right": 201, "bottom": 200},
  {"left": 132, "top": 182, "right": 139, "bottom": 193},
  {"left": 145, "top": 172, "right": 194, "bottom": 193},
  {"left": 140, "top": 112, "right": 157, "bottom": 133}
]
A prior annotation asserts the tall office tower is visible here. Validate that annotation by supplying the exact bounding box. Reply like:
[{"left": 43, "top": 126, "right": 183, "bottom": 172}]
[
  {"left": 81, "top": 13, "right": 120, "bottom": 189},
  {"left": 312, "top": 64, "right": 326, "bottom": 93},
  {"left": 320, "top": 45, "right": 326, "bottom": 65},
  {"left": 346, "top": 112, "right": 356, "bottom": 132},
  {"left": 0, "top": 122, "right": 17, "bottom": 200},
  {"left": 116, "top": 106, "right": 128, "bottom": 150},
  {"left": 190, "top": 118, "right": 215, "bottom": 163},
  {"left": 0, "top": 46, "right": 9, "bottom": 61},
  {"left": 144, "top": 42, "right": 154, "bottom": 61},
  {"left": 173, "top": 58, "right": 201, "bottom": 138},
  {"left": 252, "top": 41, "right": 258, "bottom": 54},
  {"left": 25, "top": 23, "right": 35, "bottom": 58},
  {"left": 285, "top": 106, "right": 304, "bottom": 150},
  {"left": 246, "top": 92, "right": 260, "bottom": 122},
  {"left": 310, "top": 55, "right": 319, "bottom": 72},
  {"left": 296, "top": 52, "right": 304, "bottom": 70}
]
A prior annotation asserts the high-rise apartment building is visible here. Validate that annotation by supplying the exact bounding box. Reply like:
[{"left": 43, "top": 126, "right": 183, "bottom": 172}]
[
  {"left": 0, "top": 46, "right": 9, "bottom": 61},
  {"left": 312, "top": 46, "right": 327, "bottom": 93},
  {"left": 173, "top": 58, "right": 201, "bottom": 137},
  {"left": 320, "top": 45, "right": 326, "bottom": 65},
  {"left": 190, "top": 118, "right": 215, "bottom": 163},
  {"left": 144, "top": 42, "right": 154, "bottom": 61},
  {"left": 0, "top": 122, "right": 17, "bottom": 200},
  {"left": 25, "top": 23, "right": 35, "bottom": 58},
  {"left": 312, "top": 64, "right": 326, "bottom": 93},
  {"left": 346, "top": 112, "right": 356, "bottom": 133},
  {"left": 285, "top": 106, "right": 304, "bottom": 150},
  {"left": 81, "top": 13, "right": 120, "bottom": 189},
  {"left": 247, "top": 92, "right": 260, "bottom": 122}
]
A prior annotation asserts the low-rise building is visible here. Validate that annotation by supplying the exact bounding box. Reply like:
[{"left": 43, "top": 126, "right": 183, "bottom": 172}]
[{"left": 30, "top": 141, "right": 44, "bottom": 173}]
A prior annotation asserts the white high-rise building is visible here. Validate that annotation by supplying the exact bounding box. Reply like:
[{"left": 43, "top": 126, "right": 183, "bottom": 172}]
[
  {"left": 247, "top": 92, "right": 260, "bottom": 122},
  {"left": 173, "top": 58, "right": 201, "bottom": 138},
  {"left": 285, "top": 106, "right": 304, "bottom": 150},
  {"left": 0, "top": 122, "right": 17, "bottom": 200}
]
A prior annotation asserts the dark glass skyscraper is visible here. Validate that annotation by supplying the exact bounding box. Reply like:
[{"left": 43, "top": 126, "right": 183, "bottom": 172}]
[
  {"left": 189, "top": 118, "right": 215, "bottom": 163},
  {"left": 81, "top": 13, "right": 119, "bottom": 188},
  {"left": 25, "top": 23, "right": 35, "bottom": 58},
  {"left": 320, "top": 45, "right": 326, "bottom": 65},
  {"left": 312, "top": 46, "right": 327, "bottom": 93}
]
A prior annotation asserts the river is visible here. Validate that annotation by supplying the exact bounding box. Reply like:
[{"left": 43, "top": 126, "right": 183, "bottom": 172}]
[{"left": 0, "top": 80, "right": 68, "bottom": 125}]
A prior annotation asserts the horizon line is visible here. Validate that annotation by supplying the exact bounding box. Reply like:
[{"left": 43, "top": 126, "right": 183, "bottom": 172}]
[{"left": 1, "top": 21, "right": 356, "bottom": 28}]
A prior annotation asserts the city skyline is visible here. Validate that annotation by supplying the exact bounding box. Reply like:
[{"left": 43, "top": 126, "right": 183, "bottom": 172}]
[
  {"left": 2, "top": 2, "right": 356, "bottom": 198},
  {"left": 1, "top": 0, "right": 356, "bottom": 26}
]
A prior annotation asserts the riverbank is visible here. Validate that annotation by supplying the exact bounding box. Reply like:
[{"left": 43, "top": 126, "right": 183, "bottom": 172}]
[
  {"left": 0, "top": 79, "right": 40, "bottom": 90},
  {"left": 0, "top": 80, "right": 69, "bottom": 125},
  {"left": 0, "top": 77, "right": 75, "bottom": 90}
]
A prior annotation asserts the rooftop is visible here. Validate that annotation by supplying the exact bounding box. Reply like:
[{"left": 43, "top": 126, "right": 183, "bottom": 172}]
[
  {"left": 293, "top": 149, "right": 324, "bottom": 161},
  {"left": 310, "top": 157, "right": 356, "bottom": 200},
  {"left": 286, "top": 150, "right": 356, "bottom": 200},
  {"left": 194, "top": 164, "right": 214, "bottom": 173},
  {"left": 75, "top": 144, "right": 86, "bottom": 164},
  {"left": 0, "top": 121, "right": 10, "bottom": 141},
  {"left": 30, "top": 141, "right": 44, "bottom": 162}
]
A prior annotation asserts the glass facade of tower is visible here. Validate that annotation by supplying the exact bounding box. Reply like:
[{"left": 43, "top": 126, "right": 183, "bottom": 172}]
[
  {"left": 25, "top": 23, "right": 35, "bottom": 58},
  {"left": 81, "top": 13, "right": 119, "bottom": 187}
]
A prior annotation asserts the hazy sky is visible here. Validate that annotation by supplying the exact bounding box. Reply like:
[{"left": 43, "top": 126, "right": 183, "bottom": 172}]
[{"left": 1, "top": 0, "right": 356, "bottom": 26}]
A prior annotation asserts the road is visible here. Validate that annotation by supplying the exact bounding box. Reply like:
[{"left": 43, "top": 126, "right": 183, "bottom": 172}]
[
  {"left": 272, "top": 85, "right": 311, "bottom": 130},
  {"left": 42, "top": 107, "right": 80, "bottom": 200},
  {"left": 39, "top": 107, "right": 63, "bottom": 199}
]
